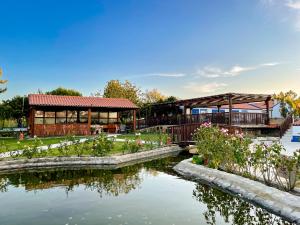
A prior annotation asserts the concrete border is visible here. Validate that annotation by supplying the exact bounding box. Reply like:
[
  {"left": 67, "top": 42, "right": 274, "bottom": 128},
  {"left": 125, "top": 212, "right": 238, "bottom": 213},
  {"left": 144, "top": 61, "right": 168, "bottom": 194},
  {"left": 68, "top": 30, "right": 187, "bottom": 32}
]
[
  {"left": 0, "top": 145, "right": 183, "bottom": 172},
  {"left": 174, "top": 159, "right": 300, "bottom": 224}
]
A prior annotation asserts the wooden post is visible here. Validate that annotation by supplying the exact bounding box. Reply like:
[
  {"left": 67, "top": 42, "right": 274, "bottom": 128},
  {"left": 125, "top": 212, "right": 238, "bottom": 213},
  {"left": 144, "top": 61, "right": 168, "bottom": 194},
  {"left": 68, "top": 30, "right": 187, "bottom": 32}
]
[
  {"left": 228, "top": 96, "right": 233, "bottom": 126},
  {"left": 132, "top": 109, "right": 136, "bottom": 132},
  {"left": 29, "top": 107, "right": 35, "bottom": 137},
  {"left": 88, "top": 108, "right": 91, "bottom": 135},
  {"left": 265, "top": 98, "right": 271, "bottom": 125},
  {"left": 217, "top": 105, "right": 221, "bottom": 112}
]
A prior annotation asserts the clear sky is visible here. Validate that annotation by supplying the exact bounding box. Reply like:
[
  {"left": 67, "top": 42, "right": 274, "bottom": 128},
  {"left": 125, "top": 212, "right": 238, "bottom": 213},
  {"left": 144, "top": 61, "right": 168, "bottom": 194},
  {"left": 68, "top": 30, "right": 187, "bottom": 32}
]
[{"left": 0, "top": 0, "right": 300, "bottom": 100}]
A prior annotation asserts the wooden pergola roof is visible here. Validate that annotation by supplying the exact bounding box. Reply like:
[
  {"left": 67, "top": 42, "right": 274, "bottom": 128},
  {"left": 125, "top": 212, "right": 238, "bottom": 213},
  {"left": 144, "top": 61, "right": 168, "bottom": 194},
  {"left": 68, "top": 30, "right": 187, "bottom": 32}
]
[{"left": 174, "top": 93, "right": 272, "bottom": 108}]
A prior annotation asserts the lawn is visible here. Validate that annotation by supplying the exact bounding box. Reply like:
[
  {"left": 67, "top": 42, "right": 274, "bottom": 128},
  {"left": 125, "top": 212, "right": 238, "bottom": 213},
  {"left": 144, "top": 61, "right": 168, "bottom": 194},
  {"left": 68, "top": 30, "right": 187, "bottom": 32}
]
[
  {"left": 0, "top": 132, "right": 169, "bottom": 159},
  {"left": 0, "top": 136, "right": 85, "bottom": 152}
]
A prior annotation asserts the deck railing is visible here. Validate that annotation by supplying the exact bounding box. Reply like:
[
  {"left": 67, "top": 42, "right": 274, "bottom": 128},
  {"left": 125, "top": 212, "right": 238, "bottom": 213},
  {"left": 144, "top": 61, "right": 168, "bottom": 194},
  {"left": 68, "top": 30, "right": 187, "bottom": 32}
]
[
  {"left": 167, "top": 123, "right": 242, "bottom": 145},
  {"left": 138, "top": 112, "right": 269, "bottom": 129},
  {"left": 279, "top": 114, "right": 293, "bottom": 138}
]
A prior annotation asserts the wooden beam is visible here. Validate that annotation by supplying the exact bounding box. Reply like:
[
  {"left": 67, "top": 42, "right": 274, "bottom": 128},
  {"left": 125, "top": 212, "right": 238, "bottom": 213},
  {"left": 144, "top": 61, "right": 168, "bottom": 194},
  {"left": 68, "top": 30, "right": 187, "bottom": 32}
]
[
  {"left": 228, "top": 96, "right": 233, "bottom": 126},
  {"left": 265, "top": 98, "right": 271, "bottom": 125},
  {"left": 132, "top": 109, "right": 137, "bottom": 132},
  {"left": 87, "top": 108, "right": 91, "bottom": 135}
]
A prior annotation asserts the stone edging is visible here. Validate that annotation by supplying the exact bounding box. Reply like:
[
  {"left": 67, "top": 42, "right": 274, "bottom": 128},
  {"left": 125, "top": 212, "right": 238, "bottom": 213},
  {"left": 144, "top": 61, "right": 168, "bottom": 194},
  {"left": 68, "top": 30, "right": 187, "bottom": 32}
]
[
  {"left": 173, "top": 159, "right": 300, "bottom": 224},
  {"left": 0, "top": 145, "right": 183, "bottom": 171}
]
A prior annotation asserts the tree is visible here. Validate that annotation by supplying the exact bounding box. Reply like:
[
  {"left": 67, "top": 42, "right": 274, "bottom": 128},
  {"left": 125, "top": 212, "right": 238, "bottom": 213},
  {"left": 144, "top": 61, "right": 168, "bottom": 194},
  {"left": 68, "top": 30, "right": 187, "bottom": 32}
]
[
  {"left": 2, "top": 96, "right": 29, "bottom": 119},
  {"left": 103, "top": 80, "right": 142, "bottom": 105},
  {"left": 0, "top": 68, "right": 8, "bottom": 94},
  {"left": 274, "top": 90, "right": 300, "bottom": 117},
  {"left": 144, "top": 89, "right": 166, "bottom": 104},
  {"left": 46, "top": 87, "right": 82, "bottom": 96}
]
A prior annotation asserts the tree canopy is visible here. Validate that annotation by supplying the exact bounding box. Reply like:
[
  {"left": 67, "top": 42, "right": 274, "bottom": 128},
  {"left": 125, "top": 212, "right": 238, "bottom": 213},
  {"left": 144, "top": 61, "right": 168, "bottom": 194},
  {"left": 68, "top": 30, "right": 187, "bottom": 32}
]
[
  {"left": 103, "top": 80, "right": 142, "bottom": 105},
  {"left": 0, "top": 96, "right": 29, "bottom": 120},
  {"left": 46, "top": 87, "right": 82, "bottom": 96},
  {"left": 0, "top": 68, "right": 8, "bottom": 94},
  {"left": 143, "top": 89, "right": 166, "bottom": 104},
  {"left": 274, "top": 90, "right": 300, "bottom": 117}
]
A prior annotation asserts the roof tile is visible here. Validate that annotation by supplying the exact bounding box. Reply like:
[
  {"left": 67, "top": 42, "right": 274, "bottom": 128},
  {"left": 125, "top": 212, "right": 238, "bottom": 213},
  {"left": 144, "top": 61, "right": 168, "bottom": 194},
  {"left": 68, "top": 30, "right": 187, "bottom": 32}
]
[{"left": 28, "top": 94, "right": 138, "bottom": 109}]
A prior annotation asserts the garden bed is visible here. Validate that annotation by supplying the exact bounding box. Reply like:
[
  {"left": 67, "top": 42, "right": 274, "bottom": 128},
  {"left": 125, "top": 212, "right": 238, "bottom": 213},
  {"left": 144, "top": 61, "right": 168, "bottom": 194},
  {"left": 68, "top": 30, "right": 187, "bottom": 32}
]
[
  {"left": 174, "top": 159, "right": 300, "bottom": 224},
  {"left": 0, "top": 145, "right": 183, "bottom": 171}
]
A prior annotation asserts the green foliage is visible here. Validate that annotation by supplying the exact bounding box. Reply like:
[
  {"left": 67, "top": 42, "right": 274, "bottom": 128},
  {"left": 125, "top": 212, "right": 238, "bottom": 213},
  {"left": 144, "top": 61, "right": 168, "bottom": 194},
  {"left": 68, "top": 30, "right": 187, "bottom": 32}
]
[
  {"left": 21, "top": 137, "right": 42, "bottom": 159},
  {"left": 254, "top": 143, "right": 300, "bottom": 191},
  {"left": 46, "top": 87, "right": 82, "bottom": 96},
  {"left": 274, "top": 90, "right": 300, "bottom": 117},
  {"left": 91, "top": 133, "right": 113, "bottom": 156},
  {"left": 194, "top": 123, "right": 300, "bottom": 191},
  {"left": 103, "top": 80, "right": 142, "bottom": 106},
  {"left": 192, "top": 155, "right": 204, "bottom": 165},
  {"left": 0, "top": 95, "right": 29, "bottom": 122},
  {"left": 57, "top": 141, "right": 71, "bottom": 157},
  {"left": 121, "top": 138, "right": 142, "bottom": 154}
]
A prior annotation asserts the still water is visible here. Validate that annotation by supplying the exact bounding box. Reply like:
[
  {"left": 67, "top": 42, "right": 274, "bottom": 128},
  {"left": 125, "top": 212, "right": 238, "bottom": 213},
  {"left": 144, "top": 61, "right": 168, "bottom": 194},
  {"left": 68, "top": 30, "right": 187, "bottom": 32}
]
[{"left": 0, "top": 155, "right": 295, "bottom": 225}]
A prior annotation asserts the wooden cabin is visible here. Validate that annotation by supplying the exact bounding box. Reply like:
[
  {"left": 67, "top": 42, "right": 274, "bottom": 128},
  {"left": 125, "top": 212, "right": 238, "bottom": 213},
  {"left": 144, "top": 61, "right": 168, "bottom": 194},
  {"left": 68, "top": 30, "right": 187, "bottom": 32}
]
[{"left": 28, "top": 94, "right": 138, "bottom": 137}]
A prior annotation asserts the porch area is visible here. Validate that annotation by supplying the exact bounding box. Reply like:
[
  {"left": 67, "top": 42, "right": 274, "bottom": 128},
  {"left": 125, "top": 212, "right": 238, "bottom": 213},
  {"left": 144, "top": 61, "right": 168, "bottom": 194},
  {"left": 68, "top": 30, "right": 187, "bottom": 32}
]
[{"left": 139, "top": 93, "right": 273, "bottom": 129}]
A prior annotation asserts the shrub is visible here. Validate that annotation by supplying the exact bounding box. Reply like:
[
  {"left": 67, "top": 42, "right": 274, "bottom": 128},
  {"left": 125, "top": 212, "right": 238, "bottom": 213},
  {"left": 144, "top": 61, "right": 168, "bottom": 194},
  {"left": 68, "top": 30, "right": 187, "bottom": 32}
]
[
  {"left": 192, "top": 155, "right": 204, "bottom": 165},
  {"left": 91, "top": 133, "right": 113, "bottom": 156},
  {"left": 21, "top": 136, "right": 42, "bottom": 159},
  {"left": 194, "top": 123, "right": 300, "bottom": 191}
]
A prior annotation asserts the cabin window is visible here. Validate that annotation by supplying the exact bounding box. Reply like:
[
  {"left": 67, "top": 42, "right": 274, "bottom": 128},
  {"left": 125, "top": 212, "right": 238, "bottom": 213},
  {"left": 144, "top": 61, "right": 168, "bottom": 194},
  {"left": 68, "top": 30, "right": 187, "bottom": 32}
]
[
  {"left": 44, "top": 112, "right": 55, "bottom": 124},
  {"left": 91, "top": 112, "right": 99, "bottom": 124},
  {"left": 67, "top": 110, "right": 77, "bottom": 123},
  {"left": 79, "top": 111, "right": 88, "bottom": 123},
  {"left": 109, "top": 112, "right": 118, "bottom": 124},
  {"left": 34, "top": 110, "right": 44, "bottom": 124},
  {"left": 56, "top": 111, "right": 67, "bottom": 124}
]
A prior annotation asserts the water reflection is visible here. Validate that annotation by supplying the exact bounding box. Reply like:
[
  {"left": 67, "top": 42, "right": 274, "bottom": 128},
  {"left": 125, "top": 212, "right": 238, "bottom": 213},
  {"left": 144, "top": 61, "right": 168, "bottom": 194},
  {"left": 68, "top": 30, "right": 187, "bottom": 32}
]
[
  {"left": 193, "top": 184, "right": 295, "bottom": 225},
  {"left": 0, "top": 155, "right": 295, "bottom": 225},
  {"left": 0, "top": 156, "right": 182, "bottom": 196}
]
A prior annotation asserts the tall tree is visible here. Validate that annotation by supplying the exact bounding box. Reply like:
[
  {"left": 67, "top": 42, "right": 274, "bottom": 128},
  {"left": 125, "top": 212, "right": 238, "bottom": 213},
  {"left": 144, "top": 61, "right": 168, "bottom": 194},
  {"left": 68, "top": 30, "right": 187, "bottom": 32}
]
[
  {"left": 274, "top": 90, "right": 300, "bottom": 117},
  {"left": 144, "top": 89, "right": 166, "bottom": 103},
  {"left": 0, "top": 68, "right": 8, "bottom": 94},
  {"left": 46, "top": 87, "right": 82, "bottom": 96},
  {"left": 103, "top": 80, "right": 141, "bottom": 105}
]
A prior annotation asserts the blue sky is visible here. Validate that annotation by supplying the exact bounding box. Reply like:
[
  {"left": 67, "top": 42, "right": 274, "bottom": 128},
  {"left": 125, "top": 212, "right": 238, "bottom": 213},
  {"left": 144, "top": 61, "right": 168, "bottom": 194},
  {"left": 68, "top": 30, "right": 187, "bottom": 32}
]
[{"left": 0, "top": 0, "right": 300, "bottom": 100}]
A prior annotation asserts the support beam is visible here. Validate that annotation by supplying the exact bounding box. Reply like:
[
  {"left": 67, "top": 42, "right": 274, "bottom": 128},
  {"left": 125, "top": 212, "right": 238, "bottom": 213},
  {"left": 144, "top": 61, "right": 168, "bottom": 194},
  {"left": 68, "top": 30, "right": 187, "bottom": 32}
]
[
  {"left": 132, "top": 109, "right": 137, "bottom": 132},
  {"left": 217, "top": 105, "right": 221, "bottom": 112},
  {"left": 228, "top": 96, "right": 233, "bottom": 126},
  {"left": 87, "top": 108, "right": 91, "bottom": 135},
  {"left": 265, "top": 98, "right": 271, "bottom": 125},
  {"left": 29, "top": 107, "right": 35, "bottom": 137}
]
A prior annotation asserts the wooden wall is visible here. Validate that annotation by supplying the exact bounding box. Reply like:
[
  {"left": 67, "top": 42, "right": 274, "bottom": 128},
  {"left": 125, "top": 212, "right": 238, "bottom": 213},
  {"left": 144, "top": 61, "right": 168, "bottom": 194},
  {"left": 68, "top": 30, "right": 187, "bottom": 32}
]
[{"left": 33, "top": 123, "right": 90, "bottom": 137}]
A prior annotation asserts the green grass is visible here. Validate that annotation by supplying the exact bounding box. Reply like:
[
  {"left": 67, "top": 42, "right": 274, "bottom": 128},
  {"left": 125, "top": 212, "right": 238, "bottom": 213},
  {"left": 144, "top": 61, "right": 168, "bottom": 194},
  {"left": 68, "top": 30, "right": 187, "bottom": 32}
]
[
  {"left": 0, "top": 136, "right": 85, "bottom": 152},
  {"left": 118, "top": 132, "right": 167, "bottom": 142},
  {"left": 0, "top": 132, "right": 169, "bottom": 159}
]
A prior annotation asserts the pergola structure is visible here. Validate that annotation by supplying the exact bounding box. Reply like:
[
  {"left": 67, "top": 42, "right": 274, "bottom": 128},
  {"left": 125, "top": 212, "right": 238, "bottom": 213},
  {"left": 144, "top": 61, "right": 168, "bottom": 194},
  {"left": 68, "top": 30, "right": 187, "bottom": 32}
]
[
  {"left": 28, "top": 94, "right": 138, "bottom": 137},
  {"left": 175, "top": 93, "right": 272, "bottom": 125},
  {"left": 143, "top": 93, "right": 272, "bottom": 127}
]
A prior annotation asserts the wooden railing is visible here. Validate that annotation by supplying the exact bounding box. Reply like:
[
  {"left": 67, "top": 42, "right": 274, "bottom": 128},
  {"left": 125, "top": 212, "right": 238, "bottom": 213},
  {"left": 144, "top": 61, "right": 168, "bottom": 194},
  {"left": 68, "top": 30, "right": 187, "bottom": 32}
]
[
  {"left": 167, "top": 123, "right": 242, "bottom": 145},
  {"left": 139, "top": 112, "right": 269, "bottom": 129},
  {"left": 279, "top": 114, "right": 293, "bottom": 138}
]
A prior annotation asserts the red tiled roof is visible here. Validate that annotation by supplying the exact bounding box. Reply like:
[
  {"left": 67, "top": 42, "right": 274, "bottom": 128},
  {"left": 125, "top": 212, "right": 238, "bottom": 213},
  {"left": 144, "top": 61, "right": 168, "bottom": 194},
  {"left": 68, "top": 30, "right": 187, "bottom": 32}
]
[
  {"left": 294, "top": 120, "right": 300, "bottom": 126},
  {"left": 28, "top": 94, "right": 138, "bottom": 109}
]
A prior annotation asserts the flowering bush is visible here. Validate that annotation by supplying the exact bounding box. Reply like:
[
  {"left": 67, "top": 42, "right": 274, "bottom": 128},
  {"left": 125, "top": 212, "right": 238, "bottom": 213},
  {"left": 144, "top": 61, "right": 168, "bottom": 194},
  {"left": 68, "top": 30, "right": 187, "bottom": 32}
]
[
  {"left": 193, "top": 123, "right": 251, "bottom": 170},
  {"left": 91, "top": 133, "right": 113, "bottom": 156},
  {"left": 194, "top": 123, "right": 300, "bottom": 191},
  {"left": 21, "top": 136, "right": 42, "bottom": 159}
]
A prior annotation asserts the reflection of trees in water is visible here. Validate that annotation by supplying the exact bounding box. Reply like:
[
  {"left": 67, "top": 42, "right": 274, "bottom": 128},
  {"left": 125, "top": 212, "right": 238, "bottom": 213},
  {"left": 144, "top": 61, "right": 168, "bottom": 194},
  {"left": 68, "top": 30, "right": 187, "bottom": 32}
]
[
  {"left": 193, "top": 184, "right": 295, "bottom": 225},
  {"left": 0, "top": 166, "right": 142, "bottom": 197},
  {"left": 0, "top": 156, "right": 185, "bottom": 197}
]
